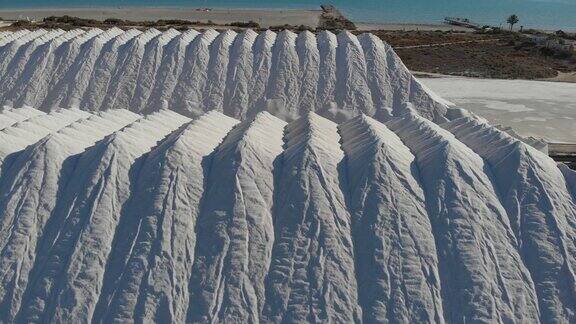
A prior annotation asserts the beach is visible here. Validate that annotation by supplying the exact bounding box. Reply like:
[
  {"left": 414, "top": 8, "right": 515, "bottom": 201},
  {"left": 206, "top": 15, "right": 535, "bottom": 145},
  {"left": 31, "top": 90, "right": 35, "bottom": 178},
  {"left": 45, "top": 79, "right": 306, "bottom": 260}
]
[
  {"left": 0, "top": 7, "right": 466, "bottom": 31},
  {"left": 0, "top": 7, "right": 321, "bottom": 28}
]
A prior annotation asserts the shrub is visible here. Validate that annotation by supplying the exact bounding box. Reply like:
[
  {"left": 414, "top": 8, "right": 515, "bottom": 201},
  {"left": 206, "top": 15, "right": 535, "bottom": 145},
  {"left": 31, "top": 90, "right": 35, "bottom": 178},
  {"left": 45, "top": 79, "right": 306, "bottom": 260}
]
[
  {"left": 228, "top": 20, "right": 260, "bottom": 29},
  {"left": 103, "top": 18, "right": 125, "bottom": 25}
]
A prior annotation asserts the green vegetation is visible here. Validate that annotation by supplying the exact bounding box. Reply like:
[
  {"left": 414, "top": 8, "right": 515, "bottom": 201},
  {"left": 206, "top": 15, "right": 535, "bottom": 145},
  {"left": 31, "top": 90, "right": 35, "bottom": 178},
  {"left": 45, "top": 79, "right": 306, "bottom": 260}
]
[{"left": 507, "top": 14, "right": 519, "bottom": 31}]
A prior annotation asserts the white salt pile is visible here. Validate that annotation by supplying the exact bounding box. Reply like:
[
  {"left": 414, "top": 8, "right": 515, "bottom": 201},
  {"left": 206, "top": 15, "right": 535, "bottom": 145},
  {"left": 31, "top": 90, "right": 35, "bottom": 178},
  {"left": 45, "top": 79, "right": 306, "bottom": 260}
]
[
  {"left": 0, "top": 29, "right": 573, "bottom": 323},
  {"left": 0, "top": 28, "right": 447, "bottom": 122}
]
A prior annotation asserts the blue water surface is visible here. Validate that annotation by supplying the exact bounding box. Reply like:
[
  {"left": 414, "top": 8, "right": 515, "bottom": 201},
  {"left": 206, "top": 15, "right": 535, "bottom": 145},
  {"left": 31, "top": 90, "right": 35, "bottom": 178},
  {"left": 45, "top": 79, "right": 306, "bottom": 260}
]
[{"left": 0, "top": 0, "right": 574, "bottom": 30}]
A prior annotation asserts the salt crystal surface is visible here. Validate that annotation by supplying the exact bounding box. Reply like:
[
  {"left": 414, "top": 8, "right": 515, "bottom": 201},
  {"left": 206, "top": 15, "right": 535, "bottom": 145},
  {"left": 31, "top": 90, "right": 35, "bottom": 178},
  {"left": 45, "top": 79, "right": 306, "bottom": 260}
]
[{"left": 0, "top": 29, "right": 572, "bottom": 323}]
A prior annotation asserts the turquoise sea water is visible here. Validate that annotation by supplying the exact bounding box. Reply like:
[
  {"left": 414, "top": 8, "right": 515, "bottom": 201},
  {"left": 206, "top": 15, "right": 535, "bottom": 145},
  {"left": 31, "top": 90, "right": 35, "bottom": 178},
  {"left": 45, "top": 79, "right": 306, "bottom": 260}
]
[{"left": 0, "top": 0, "right": 575, "bottom": 31}]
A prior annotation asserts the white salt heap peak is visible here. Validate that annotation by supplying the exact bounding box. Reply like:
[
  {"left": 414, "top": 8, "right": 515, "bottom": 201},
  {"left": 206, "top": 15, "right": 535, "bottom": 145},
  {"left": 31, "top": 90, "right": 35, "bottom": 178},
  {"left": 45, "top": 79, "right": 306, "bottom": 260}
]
[
  {"left": 189, "top": 111, "right": 286, "bottom": 323},
  {"left": 101, "top": 110, "right": 238, "bottom": 323},
  {"left": 0, "top": 106, "right": 44, "bottom": 129},
  {"left": 0, "top": 28, "right": 446, "bottom": 121},
  {"left": 263, "top": 112, "right": 361, "bottom": 322},
  {"left": 339, "top": 114, "right": 443, "bottom": 323},
  {"left": 0, "top": 29, "right": 573, "bottom": 323},
  {"left": 0, "top": 108, "right": 90, "bottom": 172},
  {"left": 387, "top": 111, "right": 540, "bottom": 323},
  {"left": 0, "top": 109, "right": 140, "bottom": 322},
  {"left": 443, "top": 115, "right": 576, "bottom": 322}
]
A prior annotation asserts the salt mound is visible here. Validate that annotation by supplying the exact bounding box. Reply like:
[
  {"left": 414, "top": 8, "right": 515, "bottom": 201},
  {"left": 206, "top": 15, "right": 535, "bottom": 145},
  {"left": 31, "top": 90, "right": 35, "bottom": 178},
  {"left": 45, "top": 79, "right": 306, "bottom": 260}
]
[
  {"left": 339, "top": 114, "right": 442, "bottom": 322},
  {"left": 0, "top": 28, "right": 574, "bottom": 323},
  {"left": 443, "top": 116, "right": 576, "bottom": 322},
  {"left": 263, "top": 112, "right": 361, "bottom": 322},
  {"left": 0, "top": 108, "right": 90, "bottom": 173},
  {"left": 0, "top": 109, "right": 140, "bottom": 322},
  {"left": 0, "top": 105, "right": 570, "bottom": 322},
  {"left": 0, "top": 29, "right": 83, "bottom": 105},
  {"left": 0, "top": 29, "right": 447, "bottom": 122},
  {"left": 0, "top": 106, "right": 45, "bottom": 129},
  {"left": 189, "top": 112, "right": 285, "bottom": 323},
  {"left": 18, "top": 109, "right": 190, "bottom": 322},
  {"left": 13, "top": 28, "right": 102, "bottom": 108},
  {"left": 101, "top": 111, "right": 238, "bottom": 323},
  {"left": 387, "top": 110, "right": 539, "bottom": 323},
  {"left": 44, "top": 27, "right": 125, "bottom": 110}
]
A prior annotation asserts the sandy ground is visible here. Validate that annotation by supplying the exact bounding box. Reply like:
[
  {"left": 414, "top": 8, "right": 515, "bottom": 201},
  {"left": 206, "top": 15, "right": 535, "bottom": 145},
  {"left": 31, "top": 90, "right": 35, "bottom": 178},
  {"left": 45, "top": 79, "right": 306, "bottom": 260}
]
[
  {"left": 421, "top": 76, "right": 576, "bottom": 143},
  {"left": 548, "top": 72, "right": 576, "bottom": 83},
  {"left": 0, "top": 7, "right": 321, "bottom": 28}
]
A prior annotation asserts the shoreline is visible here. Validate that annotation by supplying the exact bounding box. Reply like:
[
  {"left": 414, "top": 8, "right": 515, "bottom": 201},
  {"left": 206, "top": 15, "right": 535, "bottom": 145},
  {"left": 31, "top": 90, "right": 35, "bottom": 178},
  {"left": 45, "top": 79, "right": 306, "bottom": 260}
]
[
  {"left": 2, "top": 6, "right": 571, "bottom": 32},
  {"left": 0, "top": 7, "right": 322, "bottom": 29},
  {"left": 0, "top": 6, "right": 574, "bottom": 32},
  {"left": 1, "top": 7, "right": 574, "bottom": 84},
  {"left": 0, "top": 6, "right": 470, "bottom": 32}
]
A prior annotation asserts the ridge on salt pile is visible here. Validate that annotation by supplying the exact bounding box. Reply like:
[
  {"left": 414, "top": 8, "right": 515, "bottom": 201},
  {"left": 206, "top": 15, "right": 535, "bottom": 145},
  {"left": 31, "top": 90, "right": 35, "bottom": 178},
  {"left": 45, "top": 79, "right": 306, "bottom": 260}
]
[
  {"left": 0, "top": 109, "right": 140, "bottom": 322},
  {"left": 17, "top": 109, "right": 190, "bottom": 323},
  {"left": 0, "top": 108, "right": 90, "bottom": 171},
  {"left": 144, "top": 29, "right": 200, "bottom": 114},
  {"left": 263, "top": 112, "right": 361, "bottom": 322},
  {"left": 105, "top": 28, "right": 180, "bottom": 112},
  {"left": 168, "top": 29, "right": 223, "bottom": 116},
  {"left": 2, "top": 29, "right": 85, "bottom": 106},
  {"left": 23, "top": 28, "right": 105, "bottom": 108},
  {"left": 128, "top": 28, "right": 181, "bottom": 113},
  {"left": 387, "top": 109, "right": 540, "bottom": 323},
  {"left": 0, "top": 29, "right": 447, "bottom": 122},
  {"left": 265, "top": 30, "right": 300, "bottom": 121},
  {"left": 0, "top": 106, "right": 45, "bottom": 129},
  {"left": 0, "top": 29, "right": 51, "bottom": 79},
  {"left": 188, "top": 112, "right": 286, "bottom": 323},
  {"left": 443, "top": 116, "right": 576, "bottom": 323},
  {"left": 246, "top": 30, "right": 276, "bottom": 118},
  {"left": 0, "top": 29, "right": 46, "bottom": 49},
  {"left": 44, "top": 27, "right": 125, "bottom": 110},
  {"left": 335, "top": 31, "right": 374, "bottom": 119},
  {"left": 220, "top": 29, "right": 257, "bottom": 119},
  {"left": 79, "top": 29, "right": 145, "bottom": 111},
  {"left": 339, "top": 114, "right": 443, "bottom": 323},
  {"left": 8, "top": 28, "right": 90, "bottom": 108},
  {"left": 360, "top": 34, "right": 450, "bottom": 121},
  {"left": 560, "top": 164, "right": 576, "bottom": 199},
  {"left": 0, "top": 29, "right": 67, "bottom": 101},
  {"left": 99, "top": 111, "right": 238, "bottom": 323},
  {"left": 294, "top": 31, "right": 319, "bottom": 117},
  {"left": 169, "top": 29, "right": 223, "bottom": 116},
  {"left": 315, "top": 31, "right": 337, "bottom": 114},
  {"left": 98, "top": 28, "right": 163, "bottom": 111},
  {"left": 0, "top": 30, "right": 30, "bottom": 47}
]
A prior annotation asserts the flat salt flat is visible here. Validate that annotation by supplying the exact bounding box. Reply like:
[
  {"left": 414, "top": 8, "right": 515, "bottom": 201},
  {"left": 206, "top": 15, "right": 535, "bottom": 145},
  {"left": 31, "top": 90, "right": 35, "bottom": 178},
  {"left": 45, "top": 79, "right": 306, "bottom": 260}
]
[{"left": 421, "top": 77, "right": 576, "bottom": 143}]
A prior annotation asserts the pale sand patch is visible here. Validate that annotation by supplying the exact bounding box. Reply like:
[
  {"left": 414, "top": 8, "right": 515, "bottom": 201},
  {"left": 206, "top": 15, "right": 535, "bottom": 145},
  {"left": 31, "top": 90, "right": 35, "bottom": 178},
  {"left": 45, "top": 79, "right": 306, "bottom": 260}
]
[
  {"left": 421, "top": 76, "right": 576, "bottom": 143},
  {"left": 547, "top": 71, "right": 576, "bottom": 83}
]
